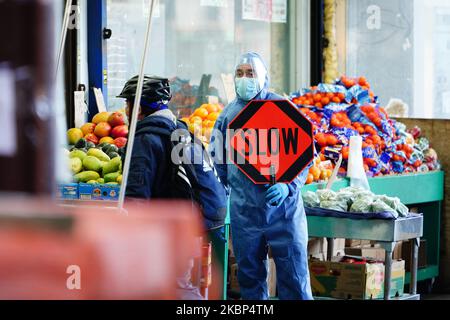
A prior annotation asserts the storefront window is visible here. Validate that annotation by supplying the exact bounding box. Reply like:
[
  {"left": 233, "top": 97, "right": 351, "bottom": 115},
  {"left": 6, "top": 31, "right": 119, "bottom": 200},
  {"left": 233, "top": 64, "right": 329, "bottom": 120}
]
[
  {"left": 106, "top": 0, "right": 294, "bottom": 117},
  {"left": 344, "top": 0, "right": 450, "bottom": 119}
]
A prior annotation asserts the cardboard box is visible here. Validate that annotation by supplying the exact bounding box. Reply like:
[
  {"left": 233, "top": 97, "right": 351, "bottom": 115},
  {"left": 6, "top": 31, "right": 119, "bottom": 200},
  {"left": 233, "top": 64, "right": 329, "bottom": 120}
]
[
  {"left": 393, "top": 241, "right": 403, "bottom": 260},
  {"left": 345, "top": 239, "right": 371, "bottom": 248},
  {"left": 78, "top": 183, "right": 121, "bottom": 201},
  {"left": 309, "top": 260, "right": 343, "bottom": 297},
  {"left": 345, "top": 247, "right": 386, "bottom": 262},
  {"left": 308, "top": 238, "right": 346, "bottom": 260},
  {"left": 229, "top": 259, "right": 277, "bottom": 297},
  {"left": 309, "top": 259, "right": 405, "bottom": 300},
  {"left": 332, "top": 260, "right": 405, "bottom": 300},
  {"left": 402, "top": 240, "right": 427, "bottom": 272},
  {"left": 57, "top": 183, "right": 79, "bottom": 200}
]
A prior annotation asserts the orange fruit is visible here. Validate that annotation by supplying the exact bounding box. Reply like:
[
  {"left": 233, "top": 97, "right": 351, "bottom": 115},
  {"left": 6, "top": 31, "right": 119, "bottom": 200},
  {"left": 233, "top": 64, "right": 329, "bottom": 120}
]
[
  {"left": 194, "top": 108, "right": 209, "bottom": 119},
  {"left": 207, "top": 112, "right": 220, "bottom": 121},
  {"left": 206, "top": 104, "right": 219, "bottom": 113},
  {"left": 190, "top": 116, "right": 203, "bottom": 124},
  {"left": 310, "top": 167, "right": 321, "bottom": 181},
  {"left": 181, "top": 117, "right": 190, "bottom": 124},
  {"left": 306, "top": 174, "right": 314, "bottom": 185}
]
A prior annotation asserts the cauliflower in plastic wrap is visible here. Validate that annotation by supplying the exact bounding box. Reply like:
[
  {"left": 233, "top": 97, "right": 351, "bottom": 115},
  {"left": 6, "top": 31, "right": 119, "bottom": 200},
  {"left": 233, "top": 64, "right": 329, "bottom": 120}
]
[
  {"left": 375, "top": 195, "right": 409, "bottom": 217},
  {"left": 371, "top": 199, "right": 399, "bottom": 219},
  {"left": 317, "top": 189, "right": 337, "bottom": 202},
  {"left": 320, "top": 200, "right": 349, "bottom": 212},
  {"left": 396, "top": 202, "right": 410, "bottom": 218},
  {"left": 349, "top": 196, "right": 375, "bottom": 214},
  {"left": 303, "top": 191, "right": 320, "bottom": 208}
]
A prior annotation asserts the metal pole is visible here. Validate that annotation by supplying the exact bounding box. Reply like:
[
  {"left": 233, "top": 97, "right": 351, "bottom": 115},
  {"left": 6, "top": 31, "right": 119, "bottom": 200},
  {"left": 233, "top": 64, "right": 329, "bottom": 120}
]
[
  {"left": 56, "top": 0, "right": 73, "bottom": 79},
  {"left": 118, "top": 0, "right": 156, "bottom": 212},
  {"left": 326, "top": 238, "right": 334, "bottom": 261},
  {"left": 382, "top": 242, "right": 395, "bottom": 300},
  {"left": 410, "top": 238, "right": 420, "bottom": 295}
]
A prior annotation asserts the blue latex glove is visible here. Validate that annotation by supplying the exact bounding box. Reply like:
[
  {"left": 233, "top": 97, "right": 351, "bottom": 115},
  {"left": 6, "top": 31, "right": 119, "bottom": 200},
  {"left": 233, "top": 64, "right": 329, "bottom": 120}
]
[{"left": 265, "top": 184, "right": 289, "bottom": 208}]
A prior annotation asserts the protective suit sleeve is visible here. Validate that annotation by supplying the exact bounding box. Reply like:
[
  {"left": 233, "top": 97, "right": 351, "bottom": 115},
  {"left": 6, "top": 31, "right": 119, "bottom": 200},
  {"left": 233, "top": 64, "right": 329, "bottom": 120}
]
[
  {"left": 209, "top": 114, "right": 229, "bottom": 188},
  {"left": 286, "top": 162, "right": 313, "bottom": 196}
]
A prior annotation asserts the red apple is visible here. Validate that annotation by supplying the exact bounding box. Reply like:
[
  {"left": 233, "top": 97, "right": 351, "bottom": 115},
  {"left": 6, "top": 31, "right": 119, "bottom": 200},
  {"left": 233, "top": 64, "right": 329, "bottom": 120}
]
[
  {"left": 108, "top": 112, "right": 126, "bottom": 128},
  {"left": 114, "top": 137, "right": 128, "bottom": 148},
  {"left": 111, "top": 125, "right": 129, "bottom": 139},
  {"left": 94, "top": 122, "right": 112, "bottom": 138},
  {"left": 85, "top": 133, "right": 99, "bottom": 145}
]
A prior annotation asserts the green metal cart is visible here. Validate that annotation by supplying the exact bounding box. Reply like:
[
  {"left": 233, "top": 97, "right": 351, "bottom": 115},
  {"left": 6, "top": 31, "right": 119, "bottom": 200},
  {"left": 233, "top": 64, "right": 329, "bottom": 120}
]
[{"left": 217, "top": 171, "right": 444, "bottom": 299}]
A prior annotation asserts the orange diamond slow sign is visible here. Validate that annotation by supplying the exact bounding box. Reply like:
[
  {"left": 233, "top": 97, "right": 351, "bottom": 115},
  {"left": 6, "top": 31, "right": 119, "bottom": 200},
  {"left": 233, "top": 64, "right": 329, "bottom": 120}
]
[{"left": 228, "top": 100, "right": 314, "bottom": 184}]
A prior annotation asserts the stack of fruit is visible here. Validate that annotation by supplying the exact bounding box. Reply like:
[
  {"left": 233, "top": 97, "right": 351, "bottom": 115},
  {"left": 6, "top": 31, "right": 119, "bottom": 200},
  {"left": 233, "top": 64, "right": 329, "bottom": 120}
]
[
  {"left": 181, "top": 103, "right": 224, "bottom": 146},
  {"left": 291, "top": 76, "right": 439, "bottom": 183},
  {"left": 66, "top": 111, "right": 128, "bottom": 186},
  {"left": 67, "top": 111, "right": 129, "bottom": 149},
  {"left": 67, "top": 143, "right": 123, "bottom": 186},
  {"left": 306, "top": 157, "right": 334, "bottom": 185}
]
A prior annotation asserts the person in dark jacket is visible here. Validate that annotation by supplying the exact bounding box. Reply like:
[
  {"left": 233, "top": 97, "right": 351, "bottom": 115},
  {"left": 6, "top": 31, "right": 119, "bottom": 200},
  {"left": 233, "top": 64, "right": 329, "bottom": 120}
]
[{"left": 119, "top": 75, "right": 227, "bottom": 299}]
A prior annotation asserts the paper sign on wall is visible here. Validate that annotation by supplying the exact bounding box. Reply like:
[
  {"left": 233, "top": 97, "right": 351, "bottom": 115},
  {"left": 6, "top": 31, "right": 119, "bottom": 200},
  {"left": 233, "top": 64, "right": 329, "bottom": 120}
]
[
  {"left": 272, "top": 0, "right": 287, "bottom": 23},
  {"left": 242, "top": 0, "right": 287, "bottom": 23},
  {"left": 74, "top": 91, "right": 88, "bottom": 128},
  {"left": 201, "top": 0, "right": 228, "bottom": 8},
  {"left": 242, "top": 0, "right": 272, "bottom": 22},
  {"left": 0, "top": 67, "right": 17, "bottom": 157},
  {"left": 93, "top": 87, "right": 108, "bottom": 113}
]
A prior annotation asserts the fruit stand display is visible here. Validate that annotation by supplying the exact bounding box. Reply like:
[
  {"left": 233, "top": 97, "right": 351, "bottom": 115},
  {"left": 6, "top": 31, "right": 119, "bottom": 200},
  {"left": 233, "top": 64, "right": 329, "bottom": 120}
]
[
  {"left": 60, "top": 111, "right": 129, "bottom": 201},
  {"left": 290, "top": 76, "right": 441, "bottom": 185}
]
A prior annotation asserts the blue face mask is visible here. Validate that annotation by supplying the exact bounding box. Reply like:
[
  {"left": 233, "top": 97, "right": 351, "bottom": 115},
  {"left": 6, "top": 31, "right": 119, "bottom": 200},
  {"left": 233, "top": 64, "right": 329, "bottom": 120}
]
[{"left": 235, "top": 77, "right": 260, "bottom": 101}]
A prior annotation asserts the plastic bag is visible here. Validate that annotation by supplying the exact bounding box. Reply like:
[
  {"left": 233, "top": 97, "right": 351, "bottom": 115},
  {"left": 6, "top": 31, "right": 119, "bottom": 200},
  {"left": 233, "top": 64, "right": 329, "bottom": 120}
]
[
  {"left": 303, "top": 191, "right": 320, "bottom": 208},
  {"left": 396, "top": 202, "right": 409, "bottom": 218}
]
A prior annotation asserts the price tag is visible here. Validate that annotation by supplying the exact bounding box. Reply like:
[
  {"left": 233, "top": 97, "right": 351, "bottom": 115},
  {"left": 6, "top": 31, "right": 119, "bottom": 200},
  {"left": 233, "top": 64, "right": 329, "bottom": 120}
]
[{"left": 74, "top": 91, "right": 88, "bottom": 128}]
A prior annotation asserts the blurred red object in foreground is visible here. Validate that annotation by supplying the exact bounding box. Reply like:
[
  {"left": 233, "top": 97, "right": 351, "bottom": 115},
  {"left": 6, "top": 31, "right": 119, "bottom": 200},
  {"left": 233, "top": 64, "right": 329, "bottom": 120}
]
[{"left": 0, "top": 197, "right": 202, "bottom": 300}]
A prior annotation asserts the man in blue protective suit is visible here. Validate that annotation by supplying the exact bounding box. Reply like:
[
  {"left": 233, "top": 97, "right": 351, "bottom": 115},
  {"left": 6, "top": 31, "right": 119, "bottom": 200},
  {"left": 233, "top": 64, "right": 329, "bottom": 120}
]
[{"left": 210, "top": 52, "right": 313, "bottom": 300}]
